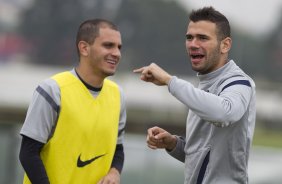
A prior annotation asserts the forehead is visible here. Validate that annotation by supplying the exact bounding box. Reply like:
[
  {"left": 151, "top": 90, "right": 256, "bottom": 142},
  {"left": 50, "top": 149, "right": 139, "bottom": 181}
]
[
  {"left": 187, "top": 21, "right": 217, "bottom": 37},
  {"left": 96, "top": 27, "right": 121, "bottom": 43}
]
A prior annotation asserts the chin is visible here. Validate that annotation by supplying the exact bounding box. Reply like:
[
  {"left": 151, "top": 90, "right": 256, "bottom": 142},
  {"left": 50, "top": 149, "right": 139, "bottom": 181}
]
[
  {"left": 191, "top": 65, "right": 200, "bottom": 71},
  {"left": 104, "top": 70, "right": 116, "bottom": 77}
]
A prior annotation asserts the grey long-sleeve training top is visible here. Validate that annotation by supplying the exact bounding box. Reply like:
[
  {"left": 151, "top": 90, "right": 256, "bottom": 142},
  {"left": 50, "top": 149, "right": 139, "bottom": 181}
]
[{"left": 168, "top": 60, "right": 256, "bottom": 184}]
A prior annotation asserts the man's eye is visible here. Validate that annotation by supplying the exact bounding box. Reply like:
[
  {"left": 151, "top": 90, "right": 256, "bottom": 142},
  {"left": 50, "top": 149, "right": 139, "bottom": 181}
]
[
  {"left": 104, "top": 44, "right": 112, "bottom": 48},
  {"left": 199, "top": 36, "right": 208, "bottom": 40},
  {"left": 186, "top": 35, "right": 192, "bottom": 40}
]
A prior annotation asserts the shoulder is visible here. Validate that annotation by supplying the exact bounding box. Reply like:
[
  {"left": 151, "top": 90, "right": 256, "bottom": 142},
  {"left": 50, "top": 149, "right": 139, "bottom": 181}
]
[
  {"left": 105, "top": 79, "right": 126, "bottom": 104},
  {"left": 217, "top": 72, "right": 254, "bottom": 95},
  {"left": 51, "top": 71, "right": 77, "bottom": 87},
  {"left": 39, "top": 77, "right": 59, "bottom": 92},
  {"left": 37, "top": 77, "right": 61, "bottom": 105},
  {"left": 219, "top": 61, "right": 254, "bottom": 87},
  {"left": 105, "top": 79, "right": 124, "bottom": 93},
  {"left": 105, "top": 78, "right": 119, "bottom": 88}
]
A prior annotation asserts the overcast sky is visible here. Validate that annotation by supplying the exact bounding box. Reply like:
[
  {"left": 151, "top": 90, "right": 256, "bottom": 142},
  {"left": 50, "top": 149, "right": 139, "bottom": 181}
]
[{"left": 176, "top": 0, "right": 282, "bottom": 37}]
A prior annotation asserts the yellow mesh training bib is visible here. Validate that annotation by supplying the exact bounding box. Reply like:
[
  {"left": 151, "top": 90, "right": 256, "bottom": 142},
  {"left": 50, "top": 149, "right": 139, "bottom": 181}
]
[{"left": 23, "top": 72, "right": 120, "bottom": 184}]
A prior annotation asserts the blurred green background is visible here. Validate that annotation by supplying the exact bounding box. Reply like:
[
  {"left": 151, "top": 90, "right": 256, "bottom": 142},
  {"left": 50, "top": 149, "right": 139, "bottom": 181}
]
[{"left": 1, "top": 0, "right": 282, "bottom": 183}]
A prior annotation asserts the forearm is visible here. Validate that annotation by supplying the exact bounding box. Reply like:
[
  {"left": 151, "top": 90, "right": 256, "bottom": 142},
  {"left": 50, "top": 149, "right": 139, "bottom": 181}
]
[
  {"left": 98, "top": 144, "right": 124, "bottom": 184},
  {"left": 167, "top": 136, "right": 186, "bottom": 162},
  {"left": 111, "top": 144, "right": 124, "bottom": 173},
  {"left": 19, "top": 135, "right": 50, "bottom": 184}
]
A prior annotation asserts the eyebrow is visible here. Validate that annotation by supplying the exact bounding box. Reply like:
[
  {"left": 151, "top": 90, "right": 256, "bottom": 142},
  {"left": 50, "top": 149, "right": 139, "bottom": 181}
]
[
  {"left": 186, "top": 33, "right": 209, "bottom": 39},
  {"left": 186, "top": 33, "right": 208, "bottom": 37},
  {"left": 102, "top": 41, "right": 122, "bottom": 49}
]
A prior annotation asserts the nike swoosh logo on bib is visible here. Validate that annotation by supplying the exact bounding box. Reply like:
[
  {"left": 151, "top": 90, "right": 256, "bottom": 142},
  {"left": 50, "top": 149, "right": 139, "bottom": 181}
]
[{"left": 77, "top": 154, "right": 106, "bottom": 167}]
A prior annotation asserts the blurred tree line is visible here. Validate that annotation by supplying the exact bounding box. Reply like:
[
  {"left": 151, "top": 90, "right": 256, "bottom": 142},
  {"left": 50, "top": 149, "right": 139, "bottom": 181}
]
[{"left": 19, "top": 0, "right": 282, "bottom": 81}]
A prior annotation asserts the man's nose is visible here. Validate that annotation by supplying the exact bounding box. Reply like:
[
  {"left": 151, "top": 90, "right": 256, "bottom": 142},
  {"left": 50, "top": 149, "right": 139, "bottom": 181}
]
[
  {"left": 187, "top": 39, "right": 200, "bottom": 49},
  {"left": 112, "top": 48, "right": 121, "bottom": 58}
]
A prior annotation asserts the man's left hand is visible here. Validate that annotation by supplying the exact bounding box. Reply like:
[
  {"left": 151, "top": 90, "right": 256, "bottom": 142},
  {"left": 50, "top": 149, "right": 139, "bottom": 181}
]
[{"left": 97, "top": 168, "right": 120, "bottom": 184}]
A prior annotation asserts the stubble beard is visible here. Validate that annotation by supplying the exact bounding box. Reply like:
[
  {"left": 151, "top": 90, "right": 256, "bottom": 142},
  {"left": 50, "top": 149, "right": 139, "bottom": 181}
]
[{"left": 191, "top": 46, "right": 221, "bottom": 74}]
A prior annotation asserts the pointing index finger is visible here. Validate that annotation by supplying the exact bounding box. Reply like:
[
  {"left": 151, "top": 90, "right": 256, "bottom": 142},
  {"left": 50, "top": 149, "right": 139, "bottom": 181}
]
[{"left": 133, "top": 67, "right": 145, "bottom": 73}]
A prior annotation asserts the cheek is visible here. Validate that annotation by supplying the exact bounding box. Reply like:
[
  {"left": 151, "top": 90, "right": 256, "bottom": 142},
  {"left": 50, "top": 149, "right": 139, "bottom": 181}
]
[
  {"left": 206, "top": 43, "right": 218, "bottom": 54},
  {"left": 185, "top": 41, "right": 189, "bottom": 49}
]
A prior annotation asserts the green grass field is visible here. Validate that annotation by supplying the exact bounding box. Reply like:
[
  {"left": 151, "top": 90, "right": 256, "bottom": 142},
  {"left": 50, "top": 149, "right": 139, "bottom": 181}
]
[{"left": 253, "top": 126, "right": 282, "bottom": 148}]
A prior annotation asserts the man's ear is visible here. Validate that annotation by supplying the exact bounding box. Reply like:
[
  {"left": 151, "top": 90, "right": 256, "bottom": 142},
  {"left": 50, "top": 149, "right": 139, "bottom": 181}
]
[
  {"left": 220, "top": 37, "right": 232, "bottom": 54},
  {"left": 78, "top": 41, "right": 90, "bottom": 57}
]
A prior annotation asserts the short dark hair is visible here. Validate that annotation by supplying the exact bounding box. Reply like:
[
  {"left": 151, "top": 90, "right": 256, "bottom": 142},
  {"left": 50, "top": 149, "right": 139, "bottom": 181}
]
[
  {"left": 76, "top": 19, "right": 119, "bottom": 56},
  {"left": 189, "top": 7, "right": 231, "bottom": 41}
]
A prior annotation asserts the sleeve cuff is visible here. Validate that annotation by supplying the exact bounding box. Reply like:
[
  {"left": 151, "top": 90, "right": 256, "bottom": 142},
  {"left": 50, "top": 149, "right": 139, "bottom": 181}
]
[
  {"left": 168, "top": 76, "right": 178, "bottom": 93},
  {"left": 166, "top": 135, "right": 180, "bottom": 153}
]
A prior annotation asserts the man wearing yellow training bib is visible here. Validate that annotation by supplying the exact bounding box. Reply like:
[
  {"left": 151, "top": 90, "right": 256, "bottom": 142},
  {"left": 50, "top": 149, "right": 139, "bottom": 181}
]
[{"left": 19, "top": 19, "right": 126, "bottom": 184}]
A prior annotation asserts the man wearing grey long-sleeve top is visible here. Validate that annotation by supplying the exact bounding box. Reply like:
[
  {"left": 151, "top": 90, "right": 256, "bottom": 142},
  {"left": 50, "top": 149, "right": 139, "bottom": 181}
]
[{"left": 134, "top": 6, "right": 256, "bottom": 184}]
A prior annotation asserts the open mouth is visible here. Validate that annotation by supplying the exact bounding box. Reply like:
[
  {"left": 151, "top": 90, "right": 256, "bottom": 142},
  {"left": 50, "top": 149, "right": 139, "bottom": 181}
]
[
  {"left": 190, "top": 53, "right": 205, "bottom": 64},
  {"left": 190, "top": 54, "right": 205, "bottom": 60},
  {"left": 106, "top": 59, "right": 117, "bottom": 65}
]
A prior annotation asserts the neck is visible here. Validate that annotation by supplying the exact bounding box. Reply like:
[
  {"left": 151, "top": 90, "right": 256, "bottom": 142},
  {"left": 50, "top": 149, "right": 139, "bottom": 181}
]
[{"left": 75, "top": 65, "right": 104, "bottom": 88}]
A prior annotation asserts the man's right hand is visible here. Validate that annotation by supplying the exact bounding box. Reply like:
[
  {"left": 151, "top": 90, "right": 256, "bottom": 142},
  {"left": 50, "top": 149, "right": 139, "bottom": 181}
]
[
  {"left": 133, "top": 63, "right": 172, "bottom": 86},
  {"left": 147, "top": 126, "right": 177, "bottom": 151}
]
